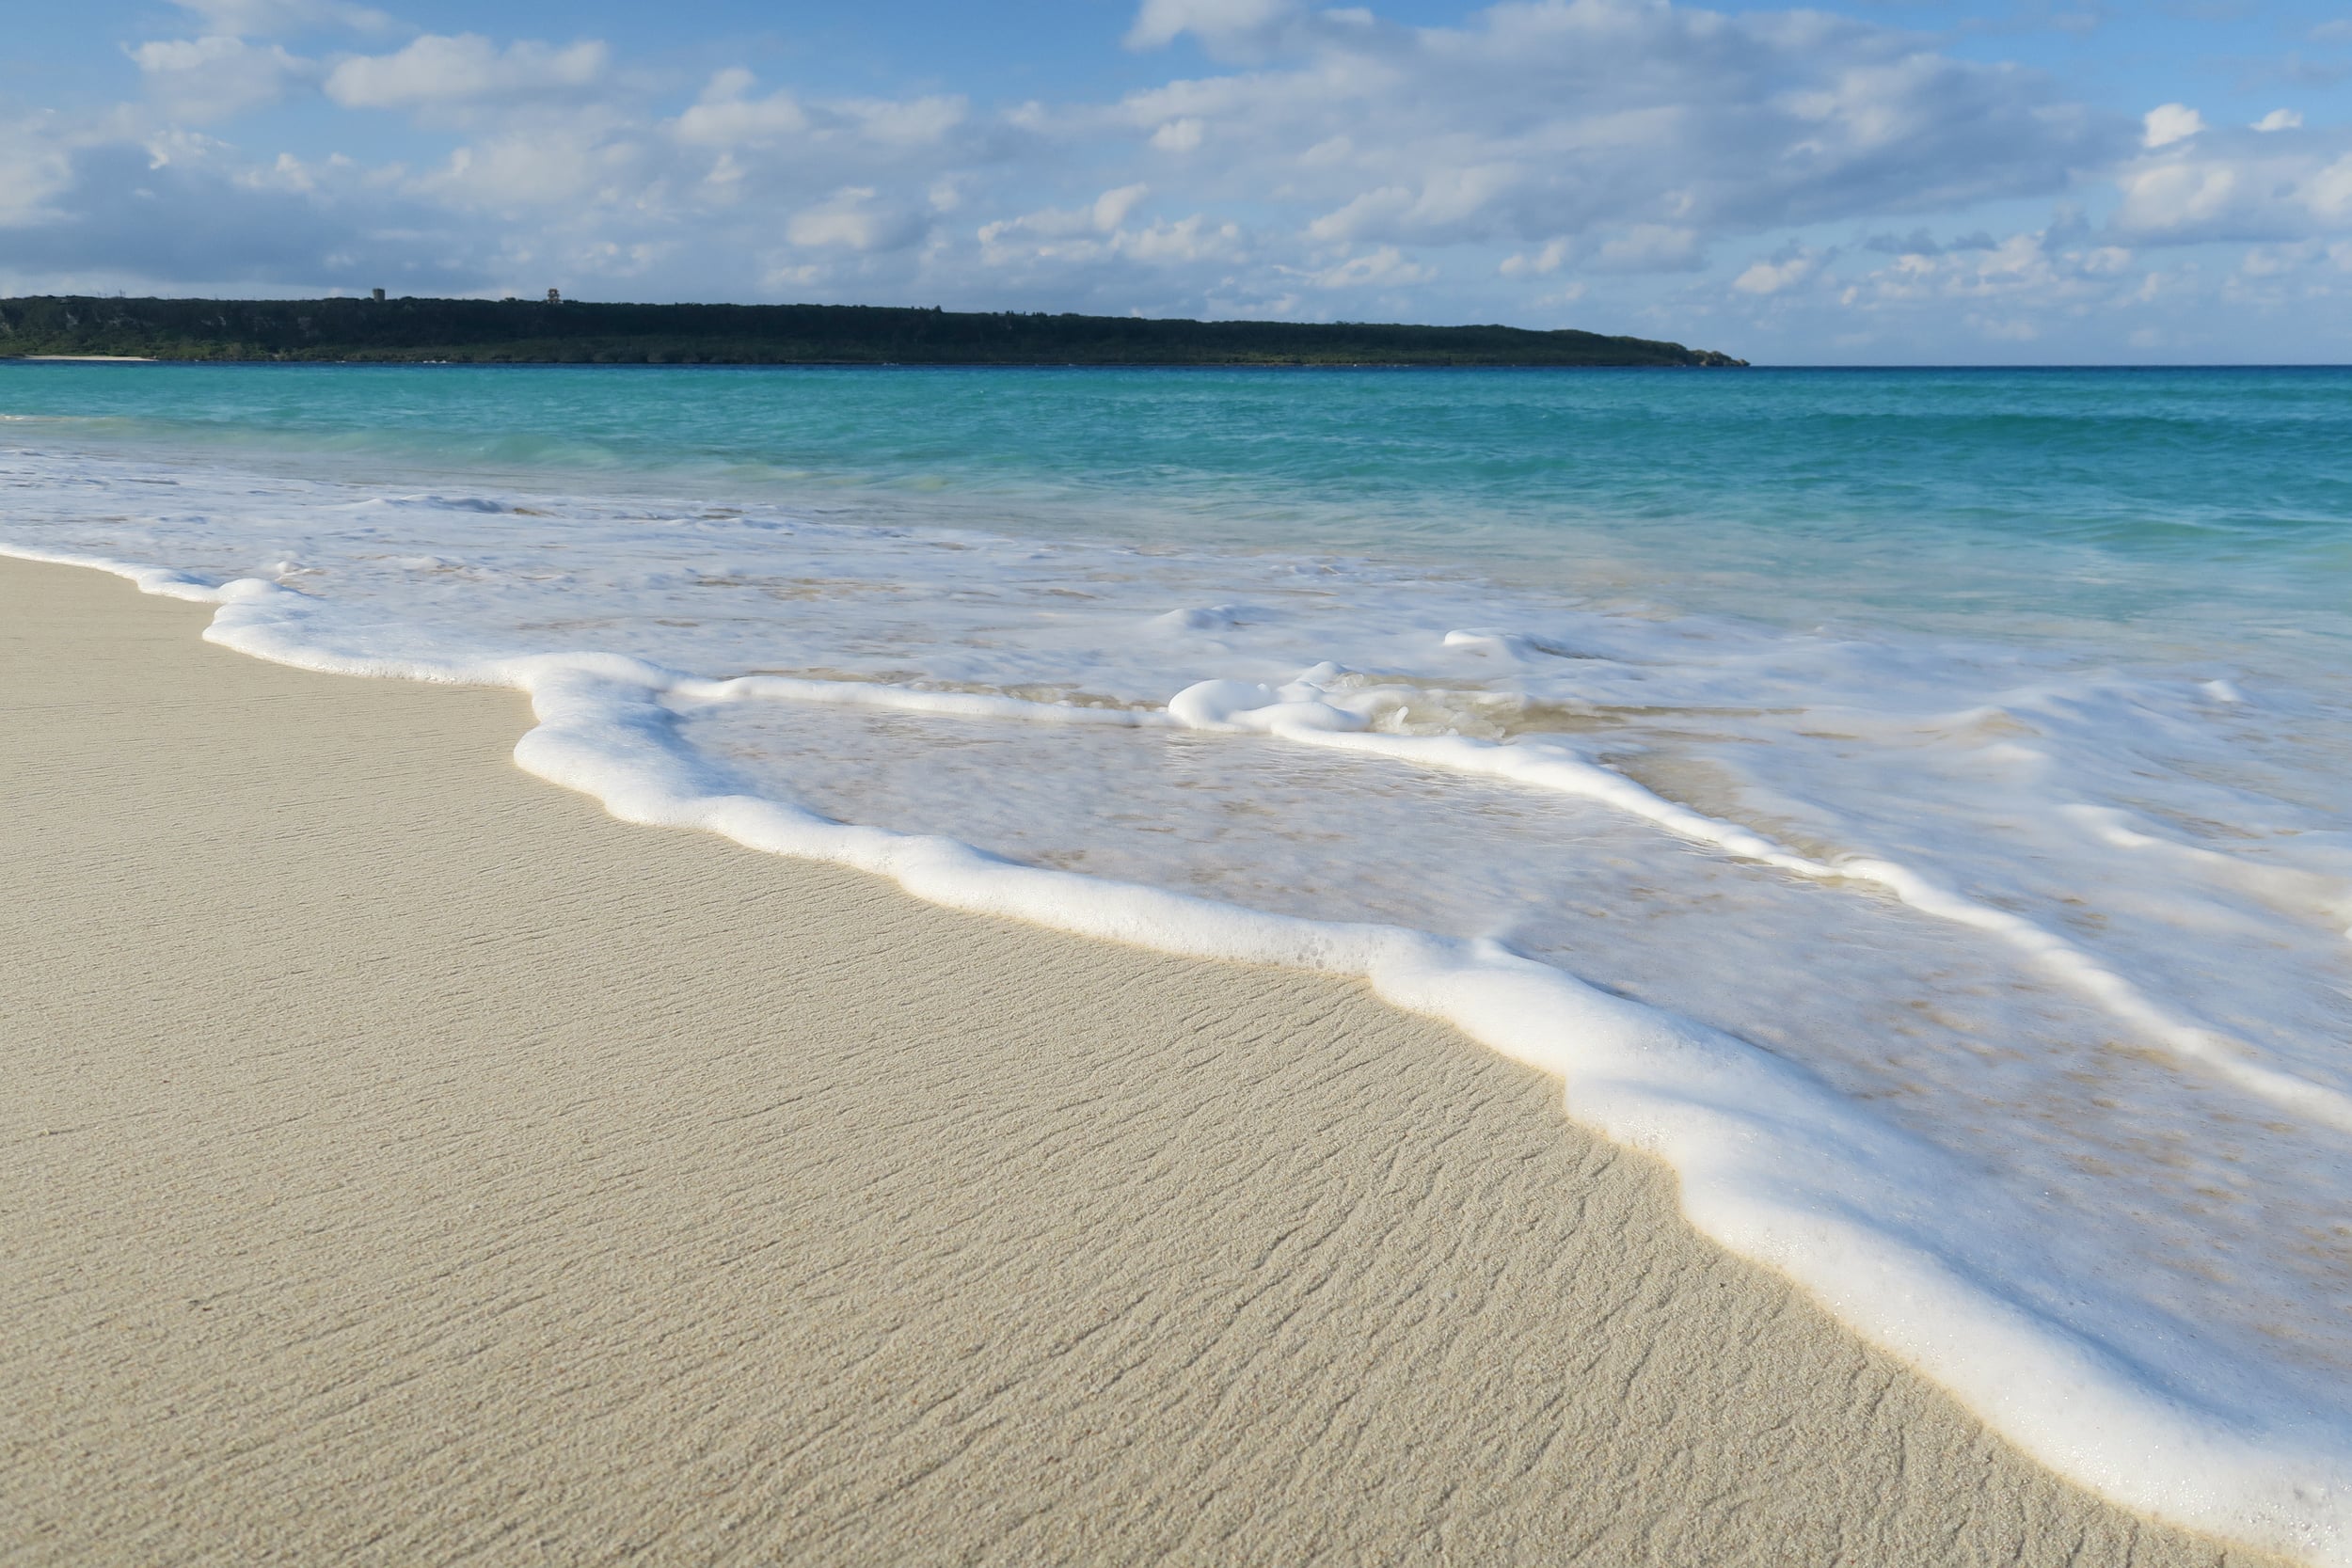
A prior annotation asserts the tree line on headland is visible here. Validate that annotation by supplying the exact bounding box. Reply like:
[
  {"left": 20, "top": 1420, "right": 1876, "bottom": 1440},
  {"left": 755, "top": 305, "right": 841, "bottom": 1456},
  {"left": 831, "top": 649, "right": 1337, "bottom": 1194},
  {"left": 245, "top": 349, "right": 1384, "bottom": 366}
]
[{"left": 0, "top": 295, "right": 1747, "bottom": 368}]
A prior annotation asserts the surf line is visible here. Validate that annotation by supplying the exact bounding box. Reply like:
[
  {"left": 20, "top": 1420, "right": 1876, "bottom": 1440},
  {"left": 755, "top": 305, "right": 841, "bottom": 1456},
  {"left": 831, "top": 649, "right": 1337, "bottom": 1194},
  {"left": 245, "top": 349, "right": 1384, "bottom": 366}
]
[
  {"left": 10, "top": 544, "right": 2352, "bottom": 1567},
  {"left": 690, "top": 655, "right": 2352, "bottom": 1140},
  {"left": 1170, "top": 663, "right": 2352, "bottom": 1135}
]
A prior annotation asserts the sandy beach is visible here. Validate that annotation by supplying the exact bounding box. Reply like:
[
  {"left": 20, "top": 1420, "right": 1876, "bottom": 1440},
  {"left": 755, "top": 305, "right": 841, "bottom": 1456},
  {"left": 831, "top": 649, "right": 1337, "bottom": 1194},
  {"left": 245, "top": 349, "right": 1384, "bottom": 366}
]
[{"left": 0, "top": 553, "right": 2278, "bottom": 1565}]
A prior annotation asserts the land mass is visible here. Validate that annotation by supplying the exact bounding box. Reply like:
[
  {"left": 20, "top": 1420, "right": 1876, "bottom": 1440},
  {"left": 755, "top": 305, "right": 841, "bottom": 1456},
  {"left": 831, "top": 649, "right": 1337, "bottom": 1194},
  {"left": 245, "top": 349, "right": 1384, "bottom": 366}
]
[{"left": 0, "top": 295, "right": 1746, "bottom": 368}]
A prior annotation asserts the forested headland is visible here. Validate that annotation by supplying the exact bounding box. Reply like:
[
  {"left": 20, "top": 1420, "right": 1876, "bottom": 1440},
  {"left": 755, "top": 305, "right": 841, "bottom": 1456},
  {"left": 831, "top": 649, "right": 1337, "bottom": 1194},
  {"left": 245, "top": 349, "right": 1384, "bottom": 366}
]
[{"left": 0, "top": 295, "right": 1747, "bottom": 368}]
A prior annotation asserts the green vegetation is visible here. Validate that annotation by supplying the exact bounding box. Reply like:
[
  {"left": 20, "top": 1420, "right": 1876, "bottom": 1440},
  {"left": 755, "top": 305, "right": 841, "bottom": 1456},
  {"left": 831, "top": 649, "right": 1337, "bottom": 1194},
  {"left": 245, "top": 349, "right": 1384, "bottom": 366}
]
[{"left": 0, "top": 295, "right": 1746, "bottom": 368}]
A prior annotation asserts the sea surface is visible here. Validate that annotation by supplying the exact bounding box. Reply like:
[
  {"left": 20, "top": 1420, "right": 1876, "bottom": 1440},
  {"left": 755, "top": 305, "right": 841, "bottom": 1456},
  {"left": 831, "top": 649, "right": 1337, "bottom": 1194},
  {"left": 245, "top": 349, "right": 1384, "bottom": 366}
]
[{"left": 5, "top": 361, "right": 2350, "bottom": 1558}]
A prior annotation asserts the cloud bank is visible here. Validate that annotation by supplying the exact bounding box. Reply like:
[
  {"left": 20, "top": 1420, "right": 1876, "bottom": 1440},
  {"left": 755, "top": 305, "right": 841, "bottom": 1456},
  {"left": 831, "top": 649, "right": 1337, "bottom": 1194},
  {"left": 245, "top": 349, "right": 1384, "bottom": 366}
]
[{"left": 8, "top": 0, "right": 2352, "bottom": 358}]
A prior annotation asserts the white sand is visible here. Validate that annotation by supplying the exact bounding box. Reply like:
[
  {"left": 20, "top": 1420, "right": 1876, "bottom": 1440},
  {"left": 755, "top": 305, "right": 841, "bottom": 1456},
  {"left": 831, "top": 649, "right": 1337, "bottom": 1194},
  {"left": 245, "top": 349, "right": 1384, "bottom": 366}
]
[{"left": 0, "top": 556, "right": 2278, "bottom": 1566}]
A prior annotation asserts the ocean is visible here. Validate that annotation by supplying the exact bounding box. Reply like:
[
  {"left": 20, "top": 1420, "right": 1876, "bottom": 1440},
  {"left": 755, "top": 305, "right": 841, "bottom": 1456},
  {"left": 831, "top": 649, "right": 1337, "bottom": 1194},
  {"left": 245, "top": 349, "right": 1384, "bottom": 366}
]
[{"left": 5, "top": 360, "right": 2349, "bottom": 1557}]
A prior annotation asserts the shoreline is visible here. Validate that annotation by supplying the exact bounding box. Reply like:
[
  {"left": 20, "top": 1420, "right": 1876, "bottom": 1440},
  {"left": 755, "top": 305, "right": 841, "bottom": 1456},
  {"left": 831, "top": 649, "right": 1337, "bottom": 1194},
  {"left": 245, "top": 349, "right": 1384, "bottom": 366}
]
[{"left": 0, "top": 554, "right": 2284, "bottom": 1566}]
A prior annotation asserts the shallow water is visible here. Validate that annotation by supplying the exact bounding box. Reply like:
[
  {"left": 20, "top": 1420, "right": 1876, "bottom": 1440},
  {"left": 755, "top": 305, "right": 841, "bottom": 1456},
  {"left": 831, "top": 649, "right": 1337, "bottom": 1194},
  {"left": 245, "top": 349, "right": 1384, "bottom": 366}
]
[{"left": 5, "top": 361, "right": 2350, "bottom": 1555}]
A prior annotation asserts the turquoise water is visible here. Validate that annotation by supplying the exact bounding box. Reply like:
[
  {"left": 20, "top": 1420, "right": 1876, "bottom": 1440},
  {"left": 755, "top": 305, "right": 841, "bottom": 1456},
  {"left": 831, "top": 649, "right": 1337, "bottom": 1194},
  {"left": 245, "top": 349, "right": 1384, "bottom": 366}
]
[
  {"left": 5, "top": 362, "right": 2348, "bottom": 655},
  {"left": 6, "top": 361, "right": 2352, "bottom": 1555}
]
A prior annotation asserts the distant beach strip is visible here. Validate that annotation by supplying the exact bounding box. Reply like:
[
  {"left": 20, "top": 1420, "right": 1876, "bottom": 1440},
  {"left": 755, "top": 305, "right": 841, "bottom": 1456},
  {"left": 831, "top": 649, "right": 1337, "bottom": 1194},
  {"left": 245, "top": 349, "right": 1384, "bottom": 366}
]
[{"left": 0, "top": 293, "right": 1747, "bottom": 366}]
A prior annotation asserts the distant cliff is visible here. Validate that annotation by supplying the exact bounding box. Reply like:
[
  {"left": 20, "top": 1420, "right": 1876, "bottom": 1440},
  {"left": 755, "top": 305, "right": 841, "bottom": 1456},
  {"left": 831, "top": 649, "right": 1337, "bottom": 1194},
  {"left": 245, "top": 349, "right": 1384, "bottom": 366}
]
[{"left": 0, "top": 295, "right": 1747, "bottom": 369}]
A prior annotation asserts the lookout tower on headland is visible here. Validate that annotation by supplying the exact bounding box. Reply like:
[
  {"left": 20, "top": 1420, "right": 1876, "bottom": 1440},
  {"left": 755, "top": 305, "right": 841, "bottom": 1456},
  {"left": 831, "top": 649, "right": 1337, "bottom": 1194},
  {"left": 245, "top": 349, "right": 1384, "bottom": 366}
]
[{"left": 547, "top": 288, "right": 562, "bottom": 304}]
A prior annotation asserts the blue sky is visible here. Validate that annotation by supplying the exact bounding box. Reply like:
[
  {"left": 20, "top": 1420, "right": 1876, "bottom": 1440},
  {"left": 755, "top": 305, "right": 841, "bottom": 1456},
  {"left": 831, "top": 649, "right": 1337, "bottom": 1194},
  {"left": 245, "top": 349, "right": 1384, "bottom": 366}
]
[{"left": 5, "top": 0, "right": 2350, "bottom": 361}]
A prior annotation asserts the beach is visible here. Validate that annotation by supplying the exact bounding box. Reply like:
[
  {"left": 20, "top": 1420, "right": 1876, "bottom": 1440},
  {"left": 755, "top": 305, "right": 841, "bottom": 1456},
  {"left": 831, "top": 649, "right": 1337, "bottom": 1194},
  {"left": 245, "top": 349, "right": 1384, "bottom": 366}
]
[{"left": 0, "top": 554, "right": 2286, "bottom": 1564}]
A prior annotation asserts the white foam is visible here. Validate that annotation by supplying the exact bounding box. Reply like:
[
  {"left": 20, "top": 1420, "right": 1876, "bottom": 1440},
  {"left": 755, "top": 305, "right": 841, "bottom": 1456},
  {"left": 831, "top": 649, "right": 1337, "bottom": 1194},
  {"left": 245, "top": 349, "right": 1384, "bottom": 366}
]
[
  {"left": 2, "top": 538, "right": 2345, "bottom": 1563},
  {"left": 678, "top": 673, "right": 1167, "bottom": 727},
  {"left": 1168, "top": 665, "right": 2352, "bottom": 1134},
  {"left": 8, "top": 443, "right": 2352, "bottom": 1562}
]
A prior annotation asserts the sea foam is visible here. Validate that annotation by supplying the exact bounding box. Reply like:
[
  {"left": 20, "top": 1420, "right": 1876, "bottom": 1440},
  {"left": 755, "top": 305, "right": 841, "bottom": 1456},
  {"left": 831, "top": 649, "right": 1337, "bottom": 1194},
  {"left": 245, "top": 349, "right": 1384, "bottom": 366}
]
[{"left": 7, "top": 437, "right": 2352, "bottom": 1562}]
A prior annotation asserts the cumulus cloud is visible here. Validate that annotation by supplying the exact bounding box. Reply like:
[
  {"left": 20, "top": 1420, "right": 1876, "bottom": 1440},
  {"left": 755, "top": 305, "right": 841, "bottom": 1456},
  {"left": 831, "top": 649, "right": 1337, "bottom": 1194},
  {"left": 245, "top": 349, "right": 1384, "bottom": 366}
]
[
  {"left": 1594, "top": 224, "right": 1704, "bottom": 272},
  {"left": 1126, "top": 0, "right": 1300, "bottom": 51},
  {"left": 1500, "top": 238, "right": 1567, "bottom": 276},
  {"left": 0, "top": 141, "right": 482, "bottom": 290},
  {"left": 1733, "top": 245, "right": 1825, "bottom": 294},
  {"left": 1831, "top": 224, "right": 2137, "bottom": 316},
  {"left": 1151, "top": 117, "right": 1205, "bottom": 151},
  {"left": 1301, "top": 245, "right": 1435, "bottom": 287},
  {"left": 1680, "top": 217, "right": 2195, "bottom": 362},
  {"left": 2143, "top": 103, "right": 2205, "bottom": 148},
  {"left": 1093, "top": 183, "right": 1151, "bottom": 230},
  {"left": 1861, "top": 227, "right": 1995, "bottom": 256},
  {"left": 0, "top": 118, "right": 77, "bottom": 228},
  {"left": 787, "top": 187, "right": 929, "bottom": 252},
  {"left": 670, "top": 70, "right": 968, "bottom": 166},
  {"left": 2107, "top": 123, "right": 2352, "bottom": 245},
  {"left": 170, "top": 0, "right": 391, "bottom": 37},
  {"left": 419, "top": 123, "right": 639, "bottom": 211},
  {"left": 976, "top": 186, "right": 1248, "bottom": 282},
  {"left": 674, "top": 71, "right": 808, "bottom": 146},
  {"left": 1120, "top": 214, "right": 1243, "bottom": 261},
  {"left": 1089, "top": 0, "right": 2115, "bottom": 265},
  {"left": 2113, "top": 158, "right": 2244, "bottom": 236},
  {"left": 26, "top": 0, "right": 2352, "bottom": 356},
  {"left": 978, "top": 187, "right": 1150, "bottom": 254},
  {"left": 326, "top": 35, "right": 608, "bottom": 110},
  {"left": 133, "top": 35, "right": 315, "bottom": 121}
]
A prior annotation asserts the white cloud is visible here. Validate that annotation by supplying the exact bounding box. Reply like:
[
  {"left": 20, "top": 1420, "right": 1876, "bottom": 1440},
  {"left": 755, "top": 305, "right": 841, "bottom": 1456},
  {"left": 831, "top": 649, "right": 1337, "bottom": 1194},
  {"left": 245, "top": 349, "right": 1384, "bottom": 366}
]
[
  {"left": 1500, "top": 238, "right": 1568, "bottom": 277},
  {"left": 2114, "top": 160, "right": 2239, "bottom": 234},
  {"left": 241, "top": 149, "right": 356, "bottom": 194},
  {"left": 669, "top": 71, "right": 966, "bottom": 168},
  {"left": 169, "top": 0, "right": 390, "bottom": 36},
  {"left": 1117, "top": 214, "right": 1242, "bottom": 262},
  {"left": 976, "top": 190, "right": 1241, "bottom": 276},
  {"left": 1152, "top": 117, "right": 1205, "bottom": 152},
  {"left": 421, "top": 127, "right": 635, "bottom": 210},
  {"left": 839, "top": 96, "right": 966, "bottom": 148},
  {"left": 979, "top": 185, "right": 1152, "bottom": 249},
  {"left": 2107, "top": 136, "right": 2352, "bottom": 245},
  {"left": 787, "top": 187, "right": 927, "bottom": 252},
  {"left": 134, "top": 35, "right": 314, "bottom": 121},
  {"left": 1126, "top": 0, "right": 1299, "bottom": 51},
  {"left": 1733, "top": 248, "right": 1821, "bottom": 294},
  {"left": 0, "top": 118, "right": 76, "bottom": 226},
  {"left": 675, "top": 71, "right": 807, "bottom": 146},
  {"left": 1971, "top": 314, "right": 2039, "bottom": 341},
  {"left": 24, "top": 0, "right": 2352, "bottom": 357},
  {"left": 2239, "top": 242, "right": 2314, "bottom": 277},
  {"left": 326, "top": 36, "right": 608, "bottom": 110},
  {"left": 1594, "top": 224, "right": 1703, "bottom": 273},
  {"left": 2308, "top": 154, "right": 2352, "bottom": 221},
  {"left": 2143, "top": 103, "right": 2205, "bottom": 150},
  {"left": 1092, "top": 0, "right": 2111, "bottom": 261},
  {"left": 1828, "top": 224, "right": 2145, "bottom": 315},
  {"left": 1094, "top": 183, "right": 1150, "bottom": 230},
  {"left": 1302, "top": 245, "right": 1434, "bottom": 288}
]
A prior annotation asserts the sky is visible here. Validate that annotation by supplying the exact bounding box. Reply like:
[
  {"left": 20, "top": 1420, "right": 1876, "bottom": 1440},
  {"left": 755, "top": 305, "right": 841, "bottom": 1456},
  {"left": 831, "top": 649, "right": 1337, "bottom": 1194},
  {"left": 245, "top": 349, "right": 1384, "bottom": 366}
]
[{"left": 4, "top": 0, "right": 2350, "bottom": 361}]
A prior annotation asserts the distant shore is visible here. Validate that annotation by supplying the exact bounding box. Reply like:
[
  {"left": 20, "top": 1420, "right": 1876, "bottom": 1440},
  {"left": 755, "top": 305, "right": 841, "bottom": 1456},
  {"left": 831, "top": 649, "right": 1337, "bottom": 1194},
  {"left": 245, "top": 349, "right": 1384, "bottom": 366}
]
[{"left": 0, "top": 294, "right": 1748, "bottom": 368}]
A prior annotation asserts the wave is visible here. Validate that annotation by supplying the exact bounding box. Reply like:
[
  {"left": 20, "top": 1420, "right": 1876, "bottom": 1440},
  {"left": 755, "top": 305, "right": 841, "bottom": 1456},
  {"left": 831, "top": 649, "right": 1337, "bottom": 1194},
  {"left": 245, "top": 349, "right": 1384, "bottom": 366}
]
[{"left": 8, "top": 535, "right": 2351, "bottom": 1565}]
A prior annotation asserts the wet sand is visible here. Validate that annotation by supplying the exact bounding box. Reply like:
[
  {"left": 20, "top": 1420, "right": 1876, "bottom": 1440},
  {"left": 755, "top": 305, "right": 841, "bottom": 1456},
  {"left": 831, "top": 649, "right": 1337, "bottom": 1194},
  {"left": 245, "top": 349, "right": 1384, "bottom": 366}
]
[{"left": 0, "top": 556, "right": 2277, "bottom": 1566}]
